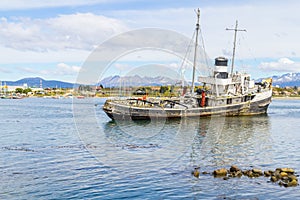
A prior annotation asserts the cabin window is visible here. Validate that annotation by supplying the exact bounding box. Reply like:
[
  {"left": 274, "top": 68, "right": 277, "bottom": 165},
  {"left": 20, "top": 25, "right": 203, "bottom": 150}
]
[
  {"left": 215, "top": 72, "right": 228, "bottom": 79},
  {"left": 227, "top": 98, "right": 232, "bottom": 104},
  {"left": 243, "top": 95, "right": 255, "bottom": 102}
]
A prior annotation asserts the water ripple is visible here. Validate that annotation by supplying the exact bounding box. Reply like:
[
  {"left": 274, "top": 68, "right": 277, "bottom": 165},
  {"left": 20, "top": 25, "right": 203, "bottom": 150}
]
[{"left": 0, "top": 98, "right": 300, "bottom": 199}]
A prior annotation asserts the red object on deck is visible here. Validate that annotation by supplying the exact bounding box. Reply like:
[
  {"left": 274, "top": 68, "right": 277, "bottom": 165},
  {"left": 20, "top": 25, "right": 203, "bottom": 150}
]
[
  {"left": 138, "top": 95, "right": 147, "bottom": 100},
  {"left": 201, "top": 91, "right": 205, "bottom": 107}
]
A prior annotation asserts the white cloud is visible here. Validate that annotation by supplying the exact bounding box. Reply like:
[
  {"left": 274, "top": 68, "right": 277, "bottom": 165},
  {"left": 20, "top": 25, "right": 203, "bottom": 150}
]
[
  {"left": 112, "top": 2, "right": 300, "bottom": 59},
  {"left": 57, "top": 63, "right": 81, "bottom": 75},
  {"left": 0, "top": 13, "right": 128, "bottom": 52},
  {"left": 0, "top": 46, "right": 89, "bottom": 64},
  {"left": 17, "top": 63, "right": 81, "bottom": 79},
  {"left": 259, "top": 58, "right": 300, "bottom": 72},
  {"left": 2, "top": 2, "right": 300, "bottom": 58},
  {"left": 114, "top": 63, "right": 132, "bottom": 71},
  {"left": 37, "top": 63, "right": 81, "bottom": 77},
  {"left": 0, "top": 68, "right": 12, "bottom": 73},
  {"left": 0, "top": 0, "right": 110, "bottom": 10},
  {"left": 2, "top": 0, "right": 300, "bottom": 81},
  {"left": 18, "top": 67, "right": 37, "bottom": 73}
]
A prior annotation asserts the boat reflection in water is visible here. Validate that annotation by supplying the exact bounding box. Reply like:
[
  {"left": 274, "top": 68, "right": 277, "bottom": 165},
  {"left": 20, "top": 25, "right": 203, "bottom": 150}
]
[
  {"left": 190, "top": 115, "right": 272, "bottom": 168},
  {"left": 93, "top": 114, "right": 272, "bottom": 172}
]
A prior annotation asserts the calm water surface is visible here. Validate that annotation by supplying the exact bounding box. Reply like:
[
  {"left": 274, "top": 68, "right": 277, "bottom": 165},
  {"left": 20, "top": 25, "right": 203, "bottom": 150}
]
[{"left": 0, "top": 98, "right": 300, "bottom": 199}]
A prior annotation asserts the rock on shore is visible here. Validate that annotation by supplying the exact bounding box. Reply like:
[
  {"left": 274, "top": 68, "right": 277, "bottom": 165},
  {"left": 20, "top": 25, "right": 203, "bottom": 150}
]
[{"left": 192, "top": 166, "right": 298, "bottom": 187}]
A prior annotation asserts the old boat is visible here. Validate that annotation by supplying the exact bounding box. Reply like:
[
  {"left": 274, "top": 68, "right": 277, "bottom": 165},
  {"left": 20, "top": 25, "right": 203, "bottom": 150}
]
[{"left": 103, "top": 9, "right": 272, "bottom": 120}]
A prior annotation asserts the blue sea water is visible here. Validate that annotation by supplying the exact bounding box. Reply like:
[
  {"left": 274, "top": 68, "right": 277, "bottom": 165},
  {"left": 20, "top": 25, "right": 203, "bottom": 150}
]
[{"left": 0, "top": 98, "right": 300, "bottom": 199}]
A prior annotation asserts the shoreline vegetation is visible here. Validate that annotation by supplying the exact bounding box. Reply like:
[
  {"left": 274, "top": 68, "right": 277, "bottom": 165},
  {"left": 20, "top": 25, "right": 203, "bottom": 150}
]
[
  {"left": 272, "top": 86, "right": 300, "bottom": 99},
  {"left": 1, "top": 85, "right": 300, "bottom": 99}
]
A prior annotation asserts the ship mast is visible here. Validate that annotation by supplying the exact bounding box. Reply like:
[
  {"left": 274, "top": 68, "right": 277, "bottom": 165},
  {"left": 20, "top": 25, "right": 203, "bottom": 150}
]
[
  {"left": 191, "top": 8, "right": 200, "bottom": 95},
  {"left": 226, "top": 20, "right": 246, "bottom": 76}
]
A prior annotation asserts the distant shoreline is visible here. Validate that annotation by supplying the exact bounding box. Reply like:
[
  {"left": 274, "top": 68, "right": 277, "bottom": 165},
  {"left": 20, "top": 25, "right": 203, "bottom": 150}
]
[{"left": 272, "top": 96, "right": 300, "bottom": 100}]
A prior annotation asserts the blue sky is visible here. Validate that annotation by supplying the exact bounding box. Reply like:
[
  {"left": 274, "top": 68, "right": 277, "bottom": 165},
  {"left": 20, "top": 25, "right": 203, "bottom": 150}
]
[{"left": 1, "top": 0, "right": 300, "bottom": 83}]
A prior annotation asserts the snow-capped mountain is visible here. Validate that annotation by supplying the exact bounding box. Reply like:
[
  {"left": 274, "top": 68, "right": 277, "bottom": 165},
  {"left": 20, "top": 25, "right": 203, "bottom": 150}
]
[
  {"left": 100, "top": 73, "right": 300, "bottom": 88},
  {"left": 4, "top": 73, "right": 300, "bottom": 89},
  {"left": 270, "top": 73, "right": 300, "bottom": 87}
]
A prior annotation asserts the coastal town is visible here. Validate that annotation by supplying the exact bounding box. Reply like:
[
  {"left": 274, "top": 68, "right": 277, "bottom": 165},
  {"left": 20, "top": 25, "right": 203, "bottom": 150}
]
[{"left": 1, "top": 80, "right": 300, "bottom": 99}]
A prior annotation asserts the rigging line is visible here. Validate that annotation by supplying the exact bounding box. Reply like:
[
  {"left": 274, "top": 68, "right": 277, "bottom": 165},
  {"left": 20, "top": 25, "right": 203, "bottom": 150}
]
[
  {"left": 178, "top": 30, "right": 196, "bottom": 80},
  {"left": 179, "top": 30, "right": 195, "bottom": 71},
  {"left": 194, "top": 35, "right": 210, "bottom": 77}
]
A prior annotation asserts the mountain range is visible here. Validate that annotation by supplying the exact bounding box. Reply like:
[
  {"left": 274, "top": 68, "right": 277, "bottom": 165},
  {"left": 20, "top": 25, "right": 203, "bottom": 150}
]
[
  {"left": 98, "top": 75, "right": 184, "bottom": 87},
  {"left": 269, "top": 73, "right": 300, "bottom": 87},
  {"left": 2, "top": 77, "right": 75, "bottom": 88},
  {"left": 2, "top": 73, "right": 300, "bottom": 88},
  {"left": 99, "top": 73, "right": 300, "bottom": 88}
]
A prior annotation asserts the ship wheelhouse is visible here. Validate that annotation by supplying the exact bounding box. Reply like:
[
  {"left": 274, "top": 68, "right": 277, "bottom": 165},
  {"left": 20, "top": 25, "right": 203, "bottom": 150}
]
[{"left": 198, "top": 57, "right": 255, "bottom": 97}]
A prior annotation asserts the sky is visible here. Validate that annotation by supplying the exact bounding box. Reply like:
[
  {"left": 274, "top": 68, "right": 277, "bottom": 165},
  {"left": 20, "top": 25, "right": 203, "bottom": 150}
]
[{"left": 1, "top": 0, "right": 300, "bottom": 83}]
